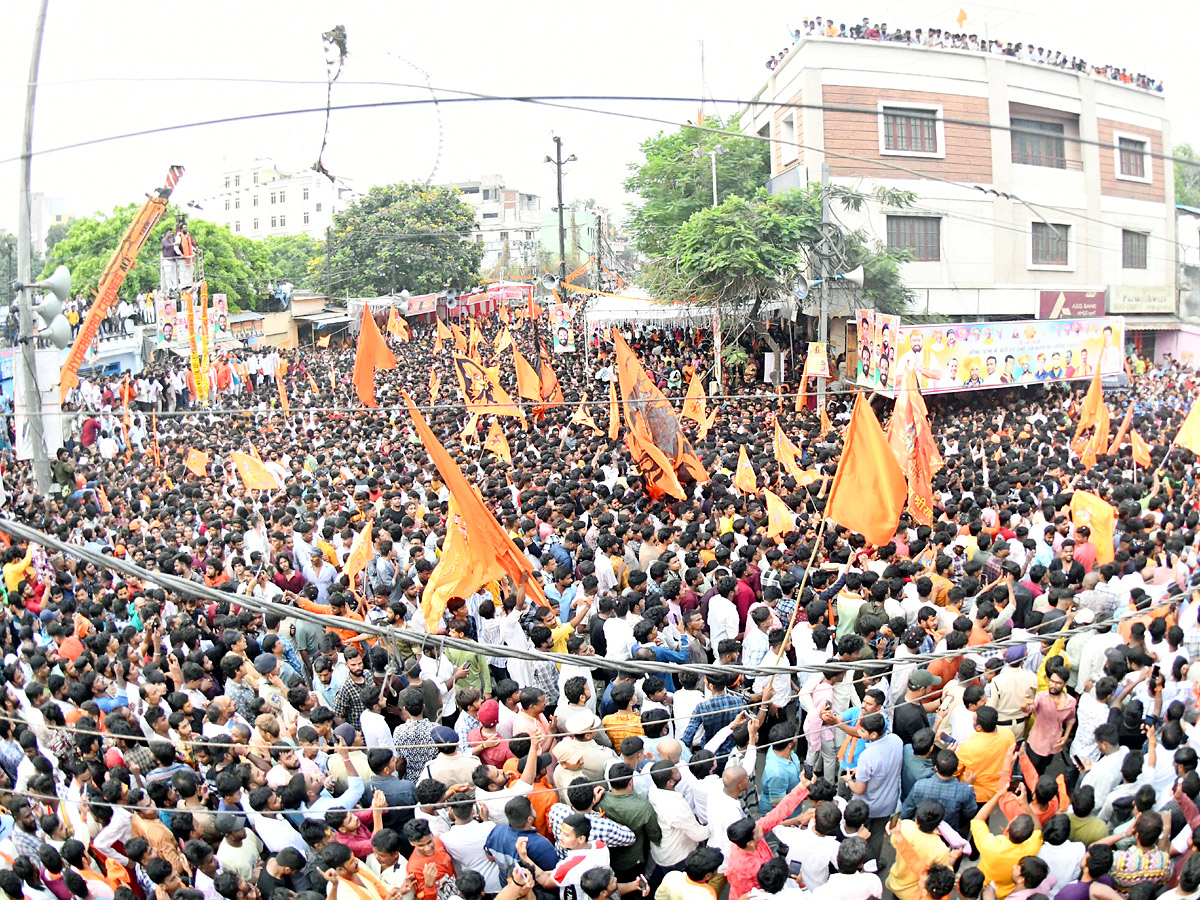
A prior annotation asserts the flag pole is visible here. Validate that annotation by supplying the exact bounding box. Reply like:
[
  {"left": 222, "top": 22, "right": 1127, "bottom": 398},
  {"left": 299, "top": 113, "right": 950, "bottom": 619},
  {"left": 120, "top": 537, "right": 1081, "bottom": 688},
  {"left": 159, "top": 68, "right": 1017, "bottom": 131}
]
[{"left": 765, "top": 516, "right": 829, "bottom": 670}]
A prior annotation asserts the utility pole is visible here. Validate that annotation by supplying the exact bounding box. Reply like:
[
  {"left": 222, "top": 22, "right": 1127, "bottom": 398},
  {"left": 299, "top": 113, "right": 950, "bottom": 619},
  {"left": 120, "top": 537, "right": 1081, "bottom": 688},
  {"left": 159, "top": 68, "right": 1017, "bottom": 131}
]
[
  {"left": 552, "top": 136, "right": 569, "bottom": 289},
  {"left": 816, "top": 161, "right": 830, "bottom": 413},
  {"left": 594, "top": 213, "right": 603, "bottom": 294},
  {"left": 324, "top": 226, "right": 333, "bottom": 303},
  {"left": 18, "top": 0, "right": 52, "bottom": 494}
]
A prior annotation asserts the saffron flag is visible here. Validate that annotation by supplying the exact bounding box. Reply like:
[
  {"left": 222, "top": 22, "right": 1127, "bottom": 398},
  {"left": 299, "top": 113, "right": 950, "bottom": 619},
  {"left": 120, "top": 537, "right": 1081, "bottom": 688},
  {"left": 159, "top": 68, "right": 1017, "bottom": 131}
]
[
  {"left": 276, "top": 370, "right": 290, "bottom": 415},
  {"left": 608, "top": 375, "right": 620, "bottom": 440},
  {"left": 498, "top": 303, "right": 509, "bottom": 324},
  {"left": 626, "top": 426, "right": 686, "bottom": 501},
  {"left": 150, "top": 411, "right": 161, "bottom": 467},
  {"left": 402, "top": 391, "right": 547, "bottom": 630},
  {"left": 1176, "top": 402, "right": 1200, "bottom": 454},
  {"left": 682, "top": 374, "right": 707, "bottom": 424},
  {"left": 494, "top": 327, "right": 513, "bottom": 355},
  {"left": 429, "top": 368, "right": 440, "bottom": 405},
  {"left": 484, "top": 420, "right": 512, "bottom": 462},
  {"left": 570, "top": 393, "right": 603, "bottom": 436},
  {"left": 513, "top": 347, "right": 542, "bottom": 402},
  {"left": 386, "top": 308, "right": 403, "bottom": 338},
  {"left": 820, "top": 405, "right": 833, "bottom": 437},
  {"left": 329, "top": 362, "right": 336, "bottom": 393},
  {"left": 184, "top": 449, "right": 209, "bottom": 477},
  {"left": 469, "top": 320, "right": 486, "bottom": 358},
  {"left": 697, "top": 408, "right": 718, "bottom": 442},
  {"left": 774, "top": 420, "right": 811, "bottom": 484},
  {"left": 344, "top": 520, "right": 373, "bottom": 596},
  {"left": 450, "top": 323, "right": 468, "bottom": 354},
  {"left": 1069, "top": 490, "right": 1116, "bottom": 565},
  {"left": 1132, "top": 431, "right": 1152, "bottom": 468},
  {"left": 887, "top": 369, "right": 936, "bottom": 526},
  {"left": 352, "top": 305, "right": 397, "bottom": 407},
  {"left": 452, "top": 354, "right": 524, "bottom": 420},
  {"left": 1110, "top": 404, "right": 1133, "bottom": 452},
  {"left": 538, "top": 358, "right": 564, "bottom": 408},
  {"left": 230, "top": 451, "right": 283, "bottom": 491},
  {"left": 1074, "top": 362, "right": 1105, "bottom": 439},
  {"left": 764, "top": 489, "right": 795, "bottom": 539},
  {"left": 734, "top": 445, "right": 758, "bottom": 494},
  {"left": 435, "top": 318, "right": 452, "bottom": 353},
  {"left": 317, "top": 335, "right": 331, "bottom": 348},
  {"left": 308, "top": 372, "right": 319, "bottom": 394},
  {"left": 396, "top": 316, "right": 410, "bottom": 343},
  {"left": 826, "top": 395, "right": 907, "bottom": 545}
]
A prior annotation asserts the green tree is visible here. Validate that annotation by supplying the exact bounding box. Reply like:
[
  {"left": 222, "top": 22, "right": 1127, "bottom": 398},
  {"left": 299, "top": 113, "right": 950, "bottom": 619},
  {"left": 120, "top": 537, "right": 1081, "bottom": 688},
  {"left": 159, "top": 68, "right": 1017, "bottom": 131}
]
[
  {"left": 625, "top": 115, "right": 770, "bottom": 259},
  {"left": 262, "top": 233, "right": 319, "bottom": 286},
  {"left": 0, "top": 232, "right": 43, "bottom": 304},
  {"left": 1176, "top": 143, "right": 1200, "bottom": 208},
  {"left": 326, "top": 183, "right": 482, "bottom": 296},
  {"left": 41, "top": 205, "right": 278, "bottom": 310},
  {"left": 43, "top": 222, "right": 71, "bottom": 255}
]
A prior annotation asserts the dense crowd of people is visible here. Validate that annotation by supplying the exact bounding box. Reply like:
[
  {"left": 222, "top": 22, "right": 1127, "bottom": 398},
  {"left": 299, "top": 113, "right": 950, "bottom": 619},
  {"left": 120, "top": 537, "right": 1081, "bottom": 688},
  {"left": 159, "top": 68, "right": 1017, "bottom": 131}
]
[
  {"left": 765, "top": 19, "right": 1164, "bottom": 93},
  {"left": 0, "top": 308, "right": 1195, "bottom": 900}
]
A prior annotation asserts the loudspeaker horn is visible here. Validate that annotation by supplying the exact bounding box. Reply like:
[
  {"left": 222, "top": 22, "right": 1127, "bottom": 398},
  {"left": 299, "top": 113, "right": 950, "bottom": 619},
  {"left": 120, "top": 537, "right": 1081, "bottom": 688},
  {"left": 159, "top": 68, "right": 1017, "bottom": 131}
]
[
  {"left": 39, "top": 316, "right": 73, "bottom": 350},
  {"left": 793, "top": 274, "right": 809, "bottom": 301},
  {"left": 32, "top": 266, "right": 71, "bottom": 303},
  {"left": 445, "top": 294, "right": 459, "bottom": 310},
  {"left": 542, "top": 273, "right": 560, "bottom": 291},
  {"left": 841, "top": 265, "right": 865, "bottom": 288}
]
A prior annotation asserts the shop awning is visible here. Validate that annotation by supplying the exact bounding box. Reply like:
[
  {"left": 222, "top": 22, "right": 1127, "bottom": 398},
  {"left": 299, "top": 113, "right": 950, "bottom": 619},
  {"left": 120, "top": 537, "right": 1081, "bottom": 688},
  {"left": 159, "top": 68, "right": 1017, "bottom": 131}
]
[
  {"left": 294, "top": 311, "right": 351, "bottom": 326},
  {"left": 1124, "top": 314, "right": 1182, "bottom": 331}
]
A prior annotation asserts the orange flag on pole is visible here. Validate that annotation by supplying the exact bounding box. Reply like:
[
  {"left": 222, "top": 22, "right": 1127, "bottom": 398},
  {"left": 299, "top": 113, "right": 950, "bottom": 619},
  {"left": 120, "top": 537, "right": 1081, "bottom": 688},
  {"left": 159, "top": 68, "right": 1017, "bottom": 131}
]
[
  {"left": 826, "top": 395, "right": 907, "bottom": 545},
  {"left": 396, "top": 316, "right": 410, "bottom": 343},
  {"left": 230, "top": 451, "right": 283, "bottom": 491},
  {"left": 429, "top": 368, "right": 440, "bottom": 405},
  {"left": 820, "top": 404, "right": 833, "bottom": 437},
  {"left": 317, "top": 335, "right": 331, "bottom": 348},
  {"left": 494, "top": 327, "right": 513, "bottom": 355},
  {"left": 451, "top": 355, "right": 525, "bottom": 421},
  {"left": 697, "top": 408, "right": 718, "bottom": 442},
  {"left": 450, "top": 323, "right": 468, "bottom": 354},
  {"left": 764, "top": 489, "right": 795, "bottom": 539},
  {"left": 512, "top": 347, "right": 542, "bottom": 402},
  {"left": 386, "top": 307, "right": 403, "bottom": 338},
  {"left": 1132, "top": 431, "right": 1152, "bottom": 468},
  {"left": 353, "top": 305, "right": 397, "bottom": 408},
  {"left": 887, "top": 369, "right": 936, "bottom": 526},
  {"left": 484, "top": 420, "right": 512, "bottom": 462},
  {"left": 308, "top": 372, "right": 319, "bottom": 394},
  {"left": 184, "top": 449, "right": 209, "bottom": 477},
  {"left": 682, "top": 374, "right": 707, "bottom": 424},
  {"left": 343, "top": 520, "right": 373, "bottom": 597},
  {"left": 538, "top": 357, "right": 564, "bottom": 407},
  {"left": 276, "top": 370, "right": 290, "bottom": 416},
  {"left": 1069, "top": 490, "right": 1116, "bottom": 565},
  {"left": 435, "top": 318, "right": 452, "bottom": 353},
  {"left": 570, "top": 393, "right": 603, "bottom": 436},
  {"left": 1074, "top": 362, "right": 1106, "bottom": 439},
  {"left": 774, "top": 419, "right": 810, "bottom": 484},
  {"left": 626, "top": 425, "right": 687, "bottom": 501},
  {"left": 150, "top": 411, "right": 161, "bottom": 467},
  {"left": 734, "top": 445, "right": 758, "bottom": 494},
  {"left": 402, "top": 391, "right": 547, "bottom": 630},
  {"left": 1175, "top": 402, "right": 1200, "bottom": 454},
  {"left": 469, "top": 320, "right": 486, "bottom": 357},
  {"left": 1110, "top": 404, "right": 1133, "bottom": 452},
  {"left": 608, "top": 375, "right": 620, "bottom": 440}
]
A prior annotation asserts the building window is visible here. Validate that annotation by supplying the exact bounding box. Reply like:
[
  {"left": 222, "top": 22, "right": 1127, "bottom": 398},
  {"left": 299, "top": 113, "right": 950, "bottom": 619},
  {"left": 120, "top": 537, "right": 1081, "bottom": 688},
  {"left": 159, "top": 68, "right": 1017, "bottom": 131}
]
[
  {"left": 881, "top": 106, "right": 940, "bottom": 154},
  {"left": 1011, "top": 118, "right": 1066, "bottom": 169},
  {"left": 279, "top": 190, "right": 286, "bottom": 203},
  {"left": 886, "top": 216, "right": 941, "bottom": 261},
  {"left": 252, "top": 173, "right": 258, "bottom": 185},
  {"left": 303, "top": 211, "right": 310, "bottom": 225},
  {"left": 482, "top": 189, "right": 495, "bottom": 200},
  {"left": 1122, "top": 230, "right": 1148, "bottom": 269},
  {"left": 1031, "top": 222, "right": 1069, "bottom": 266},
  {"left": 270, "top": 192, "right": 277, "bottom": 205},
  {"left": 500, "top": 231, "right": 509, "bottom": 241},
  {"left": 253, "top": 218, "right": 259, "bottom": 230},
  {"left": 224, "top": 177, "right": 230, "bottom": 189},
  {"left": 1118, "top": 136, "right": 1147, "bottom": 179},
  {"left": 234, "top": 175, "right": 240, "bottom": 187},
  {"left": 271, "top": 216, "right": 277, "bottom": 228},
  {"left": 303, "top": 188, "right": 310, "bottom": 201},
  {"left": 234, "top": 198, "right": 240, "bottom": 209},
  {"left": 253, "top": 195, "right": 258, "bottom": 207},
  {"left": 526, "top": 231, "right": 536, "bottom": 240},
  {"left": 781, "top": 114, "right": 797, "bottom": 163},
  {"left": 315, "top": 203, "right": 322, "bottom": 212},
  {"left": 235, "top": 221, "right": 241, "bottom": 233},
  {"left": 224, "top": 199, "right": 230, "bottom": 211},
  {"left": 483, "top": 212, "right": 499, "bottom": 220},
  {"left": 279, "top": 215, "right": 286, "bottom": 228}
]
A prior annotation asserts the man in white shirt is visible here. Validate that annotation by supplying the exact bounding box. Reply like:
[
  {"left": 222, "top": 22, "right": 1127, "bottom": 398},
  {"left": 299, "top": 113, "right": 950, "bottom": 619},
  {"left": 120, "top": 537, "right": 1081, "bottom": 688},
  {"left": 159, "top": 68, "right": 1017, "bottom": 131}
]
[
  {"left": 708, "top": 578, "right": 741, "bottom": 651},
  {"left": 646, "top": 760, "right": 709, "bottom": 883}
]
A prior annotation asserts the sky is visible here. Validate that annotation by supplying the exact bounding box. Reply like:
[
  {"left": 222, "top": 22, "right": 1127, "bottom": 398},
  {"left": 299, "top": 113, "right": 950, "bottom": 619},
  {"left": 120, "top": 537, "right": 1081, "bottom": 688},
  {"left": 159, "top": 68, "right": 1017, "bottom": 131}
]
[{"left": 3, "top": 0, "right": 1198, "bottom": 238}]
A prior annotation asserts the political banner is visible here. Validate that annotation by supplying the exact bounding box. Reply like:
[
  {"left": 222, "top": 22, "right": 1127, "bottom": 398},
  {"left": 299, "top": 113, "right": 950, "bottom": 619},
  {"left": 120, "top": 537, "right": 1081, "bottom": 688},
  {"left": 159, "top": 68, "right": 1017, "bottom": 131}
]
[
  {"left": 156, "top": 292, "right": 177, "bottom": 344},
  {"left": 550, "top": 302, "right": 575, "bottom": 353},
  {"left": 883, "top": 316, "right": 1126, "bottom": 396},
  {"left": 803, "top": 342, "right": 830, "bottom": 379},
  {"left": 212, "top": 293, "right": 230, "bottom": 339},
  {"left": 855, "top": 309, "right": 875, "bottom": 386}
]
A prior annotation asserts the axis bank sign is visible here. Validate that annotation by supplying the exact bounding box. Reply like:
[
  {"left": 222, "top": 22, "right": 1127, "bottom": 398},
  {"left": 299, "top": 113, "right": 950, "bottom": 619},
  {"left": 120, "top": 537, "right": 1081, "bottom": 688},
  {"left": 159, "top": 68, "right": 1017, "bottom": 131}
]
[{"left": 1037, "top": 290, "right": 1105, "bottom": 319}]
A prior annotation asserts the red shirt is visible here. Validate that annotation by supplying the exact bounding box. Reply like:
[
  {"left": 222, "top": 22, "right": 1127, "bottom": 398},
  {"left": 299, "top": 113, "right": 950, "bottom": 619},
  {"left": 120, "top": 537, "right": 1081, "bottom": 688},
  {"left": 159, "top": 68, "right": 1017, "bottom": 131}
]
[
  {"left": 727, "top": 781, "right": 809, "bottom": 899},
  {"left": 406, "top": 839, "right": 455, "bottom": 900},
  {"left": 734, "top": 579, "right": 756, "bottom": 631}
]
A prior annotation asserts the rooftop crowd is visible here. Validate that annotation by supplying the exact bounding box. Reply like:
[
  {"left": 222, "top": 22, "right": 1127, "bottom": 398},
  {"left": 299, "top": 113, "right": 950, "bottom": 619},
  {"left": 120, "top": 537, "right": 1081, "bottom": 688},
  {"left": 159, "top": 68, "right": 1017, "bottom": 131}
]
[
  {"left": 0, "top": 306, "right": 1194, "bottom": 900},
  {"left": 765, "top": 19, "right": 1164, "bottom": 93}
]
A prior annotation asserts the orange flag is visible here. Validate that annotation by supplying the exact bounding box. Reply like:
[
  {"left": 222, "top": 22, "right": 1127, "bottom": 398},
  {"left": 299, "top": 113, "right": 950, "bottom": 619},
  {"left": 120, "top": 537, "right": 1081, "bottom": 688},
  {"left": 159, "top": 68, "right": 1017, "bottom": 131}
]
[
  {"left": 887, "top": 369, "right": 936, "bottom": 526},
  {"left": 150, "top": 411, "right": 161, "bottom": 468},
  {"left": 452, "top": 354, "right": 525, "bottom": 421},
  {"left": 734, "top": 445, "right": 758, "bottom": 494},
  {"left": 1132, "top": 431, "right": 1152, "bottom": 468},
  {"left": 512, "top": 346, "right": 542, "bottom": 402},
  {"left": 1069, "top": 490, "right": 1116, "bottom": 565},
  {"left": 344, "top": 520, "right": 373, "bottom": 596},
  {"left": 682, "top": 374, "right": 707, "bottom": 424},
  {"left": 1176, "top": 402, "right": 1200, "bottom": 454},
  {"left": 402, "top": 391, "right": 547, "bottom": 629},
  {"left": 826, "top": 395, "right": 907, "bottom": 545},
  {"left": 498, "top": 303, "right": 510, "bottom": 324},
  {"left": 764, "top": 489, "right": 795, "bottom": 539},
  {"left": 450, "top": 323, "right": 468, "bottom": 354},
  {"left": 435, "top": 318, "right": 452, "bottom": 353},
  {"left": 1110, "top": 404, "right": 1133, "bottom": 452},
  {"left": 317, "top": 335, "right": 331, "bottom": 348},
  {"left": 429, "top": 368, "right": 440, "bottom": 405},
  {"left": 469, "top": 320, "right": 486, "bottom": 357},
  {"left": 308, "top": 372, "right": 319, "bottom": 394},
  {"left": 494, "top": 326, "right": 513, "bottom": 355},
  {"left": 484, "top": 420, "right": 512, "bottom": 462},
  {"left": 386, "top": 307, "right": 403, "bottom": 337},
  {"left": 230, "top": 451, "right": 283, "bottom": 491},
  {"left": 608, "top": 375, "right": 620, "bottom": 440},
  {"left": 820, "top": 404, "right": 833, "bottom": 436},
  {"left": 1074, "top": 362, "right": 1105, "bottom": 439},
  {"left": 353, "top": 305, "right": 397, "bottom": 408},
  {"left": 697, "top": 408, "right": 718, "bottom": 442},
  {"left": 184, "top": 449, "right": 209, "bottom": 477},
  {"left": 626, "top": 425, "right": 687, "bottom": 501},
  {"left": 570, "top": 393, "right": 603, "bottom": 436},
  {"left": 1080, "top": 432, "right": 1098, "bottom": 469},
  {"left": 329, "top": 362, "right": 336, "bottom": 393},
  {"left": 276, "top": 370, "right": 290, "bottom": 415},
  {"left": 396, "top": 316, "right": 410, "bottom": 343},
  {"left": 538, "top": 358, "right": 564, "bottom": 408}
]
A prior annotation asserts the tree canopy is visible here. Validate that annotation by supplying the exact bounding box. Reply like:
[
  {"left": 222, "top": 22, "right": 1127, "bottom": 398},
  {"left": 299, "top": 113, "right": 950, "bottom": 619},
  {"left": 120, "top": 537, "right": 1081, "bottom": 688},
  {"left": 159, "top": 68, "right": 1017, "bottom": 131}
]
[
  {"left": 262, "top": 233, "right": 320, "bottom": 287},
  {"left": 1176, "top": 143, "right": 1200, "bottom": 208},
  {"left": 42, "top": 205, "right": 277, "bottom": 310},
  {"left": 323, "top": 183, "right": 482, "bottom": 297}
]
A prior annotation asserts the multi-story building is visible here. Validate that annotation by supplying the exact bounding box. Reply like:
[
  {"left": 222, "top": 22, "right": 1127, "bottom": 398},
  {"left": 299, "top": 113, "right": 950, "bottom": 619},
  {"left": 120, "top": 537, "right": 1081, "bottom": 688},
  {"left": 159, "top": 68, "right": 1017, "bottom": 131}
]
[
  {"left": 30, "top": 193, "right": 74, "bottom": 254},
  {"left": 202, "top": 160, "right": 355, "bottom": 241},
  {"left": 442, "top": 175, "right": 543, "bottom": 275},
  {"left": 744, "top": 37, "right": 1177, "bottom": 356}
]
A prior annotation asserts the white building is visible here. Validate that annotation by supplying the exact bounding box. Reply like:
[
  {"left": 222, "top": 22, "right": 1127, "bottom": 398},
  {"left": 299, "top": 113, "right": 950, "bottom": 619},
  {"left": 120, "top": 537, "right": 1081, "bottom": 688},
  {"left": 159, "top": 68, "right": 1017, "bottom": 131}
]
[
  {"left": 202, "top": 160, "right": 355, "bottom": 241},
  {"left": 30, "top": 193, "right": 74, "bottom": 255},
  {"left": 743, "top": 37, "right": 1177, "bottom": 355},
  {"left": 441, "top": 175, "right": 543, "bottom": 272}
]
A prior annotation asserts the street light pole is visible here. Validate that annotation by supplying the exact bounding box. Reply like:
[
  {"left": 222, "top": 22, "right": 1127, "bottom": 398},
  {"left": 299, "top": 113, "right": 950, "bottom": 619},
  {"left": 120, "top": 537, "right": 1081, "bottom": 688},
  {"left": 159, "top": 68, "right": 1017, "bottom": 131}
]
[
  {"left": 18, "top": 0, "right": 52, "bottom": 495},
  {"left": 703, "top": 145, "right": 726, "bottom": 392}
]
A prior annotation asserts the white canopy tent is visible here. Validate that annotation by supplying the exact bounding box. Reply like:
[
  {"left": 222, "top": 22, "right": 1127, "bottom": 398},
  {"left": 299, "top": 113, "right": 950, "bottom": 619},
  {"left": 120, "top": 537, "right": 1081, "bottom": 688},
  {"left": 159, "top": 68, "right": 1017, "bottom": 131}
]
[{"left": 583, "top": 287, "right": 789, "bottom": 333}]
